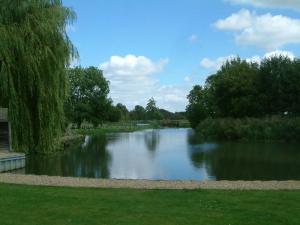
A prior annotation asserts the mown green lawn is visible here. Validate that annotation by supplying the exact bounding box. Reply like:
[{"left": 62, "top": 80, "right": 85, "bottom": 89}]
[{"left": 0, "top": 183, "right": 299, "bottom": 225}]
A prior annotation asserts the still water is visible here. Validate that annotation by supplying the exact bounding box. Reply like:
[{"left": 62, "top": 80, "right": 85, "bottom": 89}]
[{"left": 20, "top": 128, "right": 300, "bottom": 181}]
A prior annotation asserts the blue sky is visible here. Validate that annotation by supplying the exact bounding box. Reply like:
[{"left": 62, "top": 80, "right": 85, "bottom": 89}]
[{"left": 63, "top": 0, "right": 300, "bottom": 112}]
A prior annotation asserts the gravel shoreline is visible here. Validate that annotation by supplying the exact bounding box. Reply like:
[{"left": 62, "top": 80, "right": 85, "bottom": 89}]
[{"left": 1, "top": 174, "right": 300, "bottom": 190}]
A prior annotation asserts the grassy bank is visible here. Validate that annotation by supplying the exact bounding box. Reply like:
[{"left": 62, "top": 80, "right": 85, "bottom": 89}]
[
  {"left": 74, "top": 122, "right": 159, "bottom": 136},
  {"left": 196, "top": 117, "right": 300, "bottom": 142},
  {"left": 0, "top": 183, "right": 299, "bottom": 225},
  {"left": 73, "top": 120, "right": 190, "bottom": 136}
]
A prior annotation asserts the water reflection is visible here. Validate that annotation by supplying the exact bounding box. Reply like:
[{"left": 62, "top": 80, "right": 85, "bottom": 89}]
[
  {"left": 205, "top": 143, "right": 300, "bottom": 180},
  {"left": 26, "top": 134, "right": 113, "bottom": 178},
  {"left": 143, "top": 130, "right": 160, "bottom": 152},
  {"left": 21, "top": 128, "right": 300, "bottom": 181},
  {"left": 187, "top": 130, "right": 300, "bottom": 180}
]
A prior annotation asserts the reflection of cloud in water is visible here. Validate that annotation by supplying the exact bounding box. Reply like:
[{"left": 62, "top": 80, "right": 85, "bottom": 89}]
[
  {"left": 107, "top": 131, "right": 162, "bottom": 179},
  {"left": 22, "top": 128, "right": 300, "bottom": 181},
  {"left": 81, "top": 136, "right": 91, "bottom": 148}
]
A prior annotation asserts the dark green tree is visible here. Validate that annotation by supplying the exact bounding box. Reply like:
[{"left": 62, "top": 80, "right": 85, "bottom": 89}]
[
  {"left": 0, "top": 0, "right": 76, "bottom": 153},
  {"left": 208, "top": 58, "right": 261, "bottom": 118},
  {"left": 159, "top": 109, "right": 175, "bottom": 120},
  {"left": 65, "top": 67, "right": 111, "bottom": 127},
  {"left": 116, "top": 103, "right": 130, "bottom": 121},
  {"left": 259, "top": 56, "right": 300, "bottom": 116},
  {"left": 186, "top": 85, "right": 212, "bottom": 128},
  {"left": 107, "top": 105, "right": 122, "bottom": 122},
  {"left": 130, "top": 105, "right": 147, "bottom": 120},
  {"left": 146, "top": 98, "right": 162, "bottom": 120}
]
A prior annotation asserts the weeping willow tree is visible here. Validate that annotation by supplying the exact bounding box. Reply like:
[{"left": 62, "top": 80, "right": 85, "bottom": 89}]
[{"left": 0, "top": 0, "right": 77, "bottom": 153}]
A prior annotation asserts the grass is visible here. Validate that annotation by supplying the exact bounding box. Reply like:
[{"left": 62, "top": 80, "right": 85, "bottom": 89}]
[
  {"left": 73, "top": 120, "right": 190, "bottom": 136},
  {"left": 0, "top": 183, "right": 300, "bottom": 225},
  {"left": 74, "top": 122, "right": 159, "bottom": 136}
]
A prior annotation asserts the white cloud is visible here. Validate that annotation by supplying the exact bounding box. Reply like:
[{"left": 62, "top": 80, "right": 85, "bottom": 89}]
[
  {"left": 246, "top": 50, "right": 295, "bottom": 64},
  {"left": 200, "top": 55, "right": 236, "bottom": 71},
  {"left": 100, "top": 55, "right": 189, "bottom": 112},
  {"left": 214, "top": 9, "right": 300, "bottom": 50},
  {"left": 188, "top": 34, "right": 198, "bottom": 43},
  {"left": 200, "top": 50, "right": 295, "bottom": 71},
  {"left": 215, "top": 9, "right": 253, "bottom": 30},
  {"left": 264, "top": 50, "right": 295, "bottom": 59},
  {"left": 153, "top": 85, "right": 190, "bottom": 112},
  {"left": 226, "top": 0, "right": 300, "bottom": 11},
  {"left": 100, "top": 55, "right": 168, "bottom": 77}
]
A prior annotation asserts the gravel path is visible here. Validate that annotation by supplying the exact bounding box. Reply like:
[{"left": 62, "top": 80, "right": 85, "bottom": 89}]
[{"left": 1, "top": 174, "right": 300, "bottom": 190}]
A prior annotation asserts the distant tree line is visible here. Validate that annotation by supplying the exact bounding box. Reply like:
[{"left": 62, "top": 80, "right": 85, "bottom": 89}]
[
  {"left": 187, "top": 56, "right": 300, "bottom": 128},
  {"left": 65, "top": 67, "right": 186, "bottom": 127}
]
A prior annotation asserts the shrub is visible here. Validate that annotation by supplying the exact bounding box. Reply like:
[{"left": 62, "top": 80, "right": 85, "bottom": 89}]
[{"left": 196, "top": 116, "right": 300, "bottom": 142}]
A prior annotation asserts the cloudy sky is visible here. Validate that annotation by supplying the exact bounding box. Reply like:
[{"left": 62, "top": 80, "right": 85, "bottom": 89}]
[{"left": 63, "top": 0, "right": 300, "bottom": 112}]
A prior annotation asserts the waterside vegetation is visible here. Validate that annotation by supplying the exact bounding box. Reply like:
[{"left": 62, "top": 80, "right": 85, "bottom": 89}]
[
  {"left": 0, "top": 0, "right": 76, "bottom": 153},
  {"left": 187, "top": 57, "right": 300, "bottom": 141}
]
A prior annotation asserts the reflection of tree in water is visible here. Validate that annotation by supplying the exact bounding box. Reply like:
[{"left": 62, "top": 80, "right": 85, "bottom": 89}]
[
  {"left": 187, "top": 130, "right": 205, "bottom": 168},
  {"left": 144, "top": 130, "right": 160, "bottom": 152},
  {"left": 186, "top": 130, "right": 300, "bottom": 180},
  {"left": 205, "top": 143, "right": 300, "bottom": 181},
  {"left": 26, "top": 134, "right": 116, "bottom": 178},
  {"left": 187, "top": 130, "right": 218, "bottom": 173}
]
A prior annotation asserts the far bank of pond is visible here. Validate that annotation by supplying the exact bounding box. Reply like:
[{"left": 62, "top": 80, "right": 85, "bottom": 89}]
[
  {"left": 195, "top": 117, "right": 300, "bottom": 142},
  {"left": 16, "top": 128, "right": 300, "bottom": 181}
]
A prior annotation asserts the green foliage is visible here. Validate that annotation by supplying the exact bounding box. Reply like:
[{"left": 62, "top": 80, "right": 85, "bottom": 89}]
[
  {"left": 130, "top": 101, "right": 186, "bottom": 122},
  {"left": 259, "top": 57, "right": 300, "bottom": 115},
  {"left": 187, "top": 56, "right": 300, "bottom": 130},
  {"left": 196, "top": 117, "right": 300, "bottom": 141},
  {"left": 130, "top": 105, "right": 147, "bottom": 120},
  {"left": 0, "top": 0, "right": 76, "bottom": 153},
  {"left": 116, "top": 103, "right": 130, "bottom": 121},
  {"left": 65, "top": 67, "right": 111, "bottom": 127},
  {"left": 107, "top": 105, "right": 122, "bottom": 123},
  {"left": 75, "top": 121, "right": 158, "bottom": 135},
  {"left": 208, "top": 58, "right": 261, "bottom": 118},
  {"left": 186, "top": 85, "right": 213, "bottom": 128},
  {"left": 145, "top": 97, "right": 162, "bottom": 120},
  {"left": 159, "top": 109, "right": 186, "bottom": 120}
]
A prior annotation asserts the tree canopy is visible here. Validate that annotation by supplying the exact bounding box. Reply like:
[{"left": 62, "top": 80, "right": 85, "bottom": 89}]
[
  {"left": 65, "top": 67, "right": 112, "bottom": 127},
  {"left": 186, "top": 85, "right": 211, "bottom": 128},
  {"left": 186, "top": 56, "right": 300, "bottom": 129},
  {"left": 130, "top": 105, "right": 147, "bottom": 121},
  {"left": 0, "top": 0, "right": 76, "bottom": 153},
  {"left": 145, "top": 98, "right": 162, "bottom": 120}
]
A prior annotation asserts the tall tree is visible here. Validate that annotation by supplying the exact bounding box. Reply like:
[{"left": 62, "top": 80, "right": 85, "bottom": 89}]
[
  {"left": 146, "top": 98, "right": 162, "bottom": 120},
  {"left": 208, "top": 58, "right": 261, "bottom": 118},
  {"left": 130, "top": 105, "right": 146, "bottom": 120},
  {"left": 186, "top": 85, "right": 212, "bottom": 128},
  {"left": 116, "top": 103, "right": 130, "bottom": 121},
  {"left": 0, "top": 0, "right": 76, "bottom": 153},
  {"left": 186, "top": 56, "right": 300, "bottom": 129},
  {"left": 65, "top": 67, "right": 111, "bottom": 127},
  {"left": 259, "top": 56, "right": 300, "bottom": 116}
]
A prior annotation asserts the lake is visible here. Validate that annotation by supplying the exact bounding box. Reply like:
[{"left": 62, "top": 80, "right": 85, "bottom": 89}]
[{"left": 19, "top": 128, "right": 300, "bottom": 181}]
